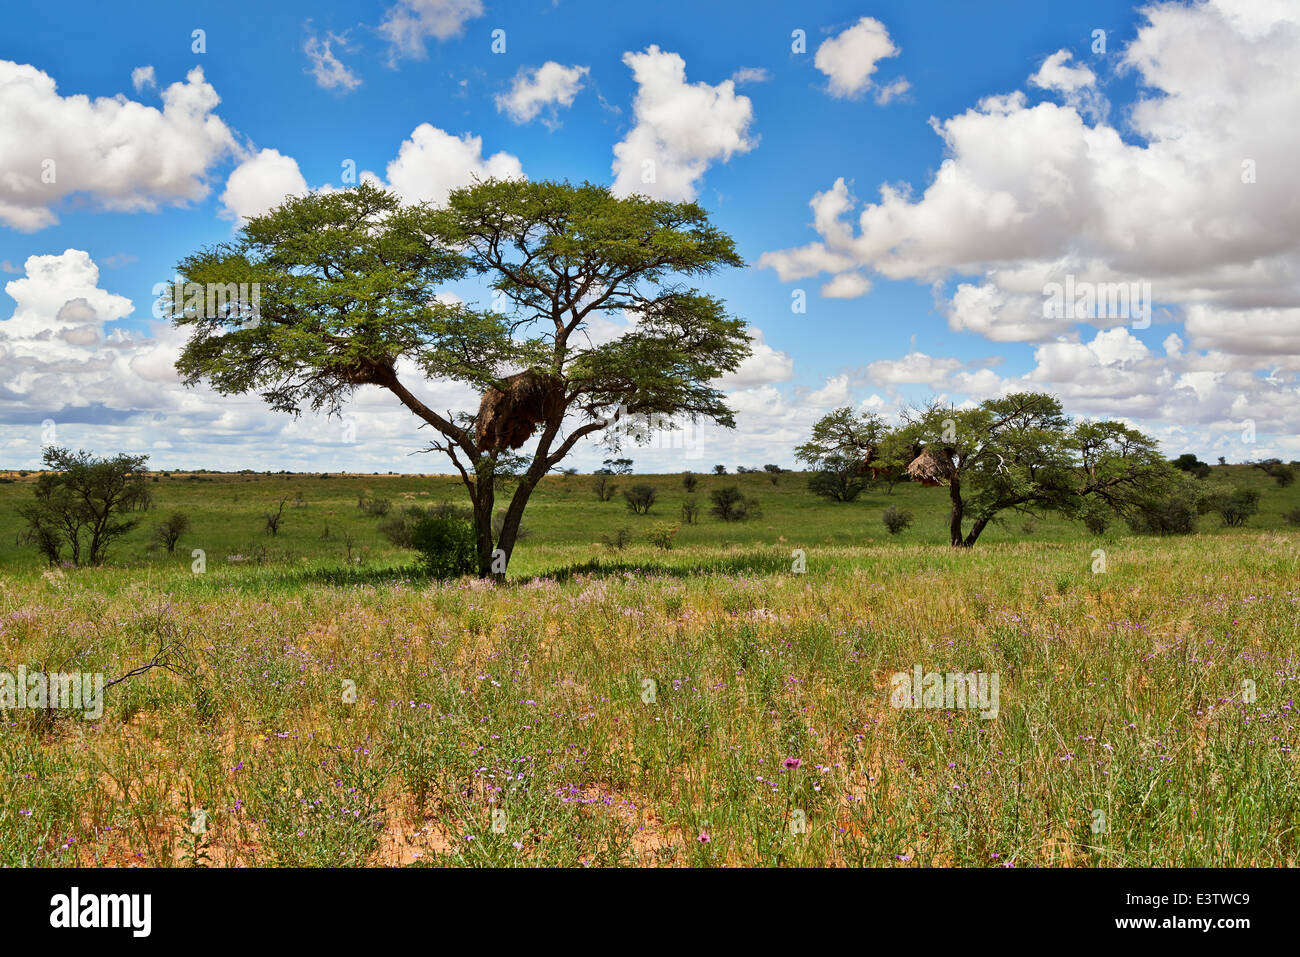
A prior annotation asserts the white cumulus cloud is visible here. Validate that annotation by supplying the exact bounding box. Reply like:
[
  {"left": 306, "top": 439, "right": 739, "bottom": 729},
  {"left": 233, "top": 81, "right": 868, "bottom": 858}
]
[{"left": 611, "top": 46, "right": 756, "bottom": 202}]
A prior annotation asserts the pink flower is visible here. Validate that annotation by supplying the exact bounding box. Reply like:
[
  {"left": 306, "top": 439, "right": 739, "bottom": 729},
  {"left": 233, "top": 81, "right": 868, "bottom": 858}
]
[{"left": 783, "top": 757, "right": 801, "bottom": 770}]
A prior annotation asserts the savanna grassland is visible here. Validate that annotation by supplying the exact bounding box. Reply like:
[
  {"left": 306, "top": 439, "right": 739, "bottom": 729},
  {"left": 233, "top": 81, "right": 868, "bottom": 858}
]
[{"left": 0, "top": 466, "right": 1298, "bottom": 867}]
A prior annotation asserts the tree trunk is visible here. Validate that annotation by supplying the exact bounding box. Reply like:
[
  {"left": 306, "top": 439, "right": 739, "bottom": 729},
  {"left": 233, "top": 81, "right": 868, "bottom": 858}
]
[
  {"left": 962, "top": 515, "right": 991, "bottom": 547},
  {"left": 948, "top": 475, "right": 965, "bottom": 547},
  {"left": 471, "top": 472, "right": 496, "bottom": 578},
  {"left": 494, "top": 470, "right": 543, "bottom": 581}
]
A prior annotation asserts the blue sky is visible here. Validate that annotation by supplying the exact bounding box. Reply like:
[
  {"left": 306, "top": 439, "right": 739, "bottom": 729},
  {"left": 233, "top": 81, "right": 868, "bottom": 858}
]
[{"left": 2, "top": 0, "right": 1297, "bottom": 472}]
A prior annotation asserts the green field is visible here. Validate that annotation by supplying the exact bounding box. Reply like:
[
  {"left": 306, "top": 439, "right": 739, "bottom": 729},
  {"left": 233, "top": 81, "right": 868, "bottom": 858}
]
[{"left": 1, "top": 466, "right": 1298, "bottom": 866}]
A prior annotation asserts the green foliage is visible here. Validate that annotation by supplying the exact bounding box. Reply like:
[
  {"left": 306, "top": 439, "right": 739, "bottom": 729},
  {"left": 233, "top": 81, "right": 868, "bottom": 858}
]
[
  {"left": 680, "top": 498, "right": 700, "bottom": 524},
  {"left": 709, "top": 486, "right": 760, "bottom": 522},
  {"left": 151, "top": 511, "right": 192, "bottom": 554},
  {"left": 377, "top": 503, "right": 473, "bottom": 549},
  {"left": 406, "top": 514, "right": 477, "bottom": 578},
  {"left": 1255, "top": 459, "right": 1295, "bottom": 487},
  {"left": 682, "top": 471, "right": 698, "bottom": 492},
  {"left": 601, "top": 526, "right": 634, "bottom": 551},
  {"left": 593, "top": 474, "right": 618, "bottom": 502},
  {"left": 646, "top": 523, "right": 680, "bottom": 550},
  {"left": 623, "top": 484, "right": 658, "bottom": 515},
  {"left": 807, "top": 454, "right": 868, "bottom": 503},
  {"left": 881, "top": 506, "right": 913, "bottom": 535},
  {"left": 357, "top": 494, "right": 392, "bottom": 517},
  {"left": 1127, "top": 488, "right": 1201, "bottom": 535},
  {"left": 17, "top": 447, "right": 151, "bottom": 566},
  {"left": 1172, "top": 453, "right": 1210, "bottom": 478},
  {"left": 1201, "top": 486, "right": 1262, "bottom": 528}
]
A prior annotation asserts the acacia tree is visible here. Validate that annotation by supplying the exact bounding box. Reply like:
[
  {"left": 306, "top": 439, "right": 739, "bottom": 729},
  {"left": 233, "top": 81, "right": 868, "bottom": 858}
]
[
  {"left": 795, "top": 407, "right": 913, "bottom": 493},
  {"left": 897, "top": 393, "right": 1173, "bottom": 547},
  {"left": 18, "top": 447, "right": 152, "bottom": 565},
  {"left": 171, "top": 180, "right": 750, "bottom": 577}
]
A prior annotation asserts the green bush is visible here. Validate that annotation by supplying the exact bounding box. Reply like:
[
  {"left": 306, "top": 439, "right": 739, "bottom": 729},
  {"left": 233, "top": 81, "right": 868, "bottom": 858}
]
[
  {"left": 407, "top": 514, "right": 476, "bottom": 578},
  {"left": 623, "top": 484, "right": 658, "bottom": 515},
  {"left": 709, "top": 486, "right": 760, "bottom": 522},
  {"left": 1201, "top": 486, "right": 1261, "bottom": 528},
  {"left": 601, "top": 526, "right": 634, "bottom": 551},
  {"left": 380, "top": 504, "right": 476, "bottom": 577},
  {"left": 1128, "top": 495, "right": 1199, "bottom": 535},
  {"left": 881, "top": 505, "right": 913, "bottom": 535},
  {"left": 647, "top": 523, "right": 679, "bottom": 550}
]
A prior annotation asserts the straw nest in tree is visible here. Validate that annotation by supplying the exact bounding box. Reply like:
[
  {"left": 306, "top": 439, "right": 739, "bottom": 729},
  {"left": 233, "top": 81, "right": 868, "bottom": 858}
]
[
  {"left": 475, "top": 370, "right": 565, "bottom": 452},
  {"left": 906, "top": 447, "right": 957, "bottom": 487}
]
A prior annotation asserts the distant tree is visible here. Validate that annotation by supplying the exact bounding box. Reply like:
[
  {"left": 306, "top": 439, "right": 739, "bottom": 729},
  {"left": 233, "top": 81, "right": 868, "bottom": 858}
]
[
  {"left": 682, "top": 471, "right": 698, "bottom": 492},
  {"left": 151, "top": 511, "right": 191, "bottom": 554},
  {"left": 806, "top": 454, "right": 868, "bottom": 502},
  {"left": 593, "top": 474, "right": 618, "bottom": 502},
  {"left": 762, "top": 464, "right": 783, "bottom": 485},
  {"left": 1173, "top": 453, "right": 1211, "bottom": 478},
  {"left": 1217, "top": 456, "right": 1227, "bottom": 467},
  {"left": 264, "top": 496, "right": 288, "bottom": 536},
  {"left": 1201, "top": 486, "right": 1261, "bottom": 527},
  {"left": 893, "top": 394, "right": 1175, "bottom": 547},
  {"left": 709, "top": 486, "right": 760, "bottom": 522},
  {"left": 600, "top": 458, "right": 634, "bottom": 476},
  {"left": 797, "top": 407, "right": 912, "bottom": 492},
  {"left": 623, "top": 484, "right": 658, "bottom": 515},
  {"left": 680, "top": 498, "right": 700, "bottom": 524},
  {"left": 1253, "top": 459, "right": 1295, "bottom": 487},
  {"left": 712, "top": 464, "right": 728, "bottom": 475},
  {"left": 17, "top": 447, "right": 151, "bottom": 566}
]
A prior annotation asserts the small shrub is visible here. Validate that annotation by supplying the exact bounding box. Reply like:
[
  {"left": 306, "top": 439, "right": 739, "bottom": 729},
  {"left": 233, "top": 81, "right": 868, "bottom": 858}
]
[
  {"left": 1128, "top": 495, "right": 1198, "bottom": 535},
  {"left": 710, "top": 486, "right": 760, "bottom": 522},
  {"left": 593, "top": 474, "right": 618, "bottom": 502},
  {"left": 623, "top": 484, "right": 658, "bottom": 515},
  {"left": 682, "top": 472, "right": 698, "bottom": 493},
  {"left": 601, "top": 526, "right": 634, "bottom": 551},
  {"left": 680, "top": 498, "right": 700, "bottom": 524},
  {"left": 151, "top": 511, "right": 191, "bottom": 554},
  {"left": 357, "top": 494, "right": 392, "bottom": 517},
  {"left": 1282, "top": 507, "right": 1300, "bottom": 527},
  {"left": 264, "top": 497, "right": 288, "bottom": 536},
  {"left": 881, "top": 506, "right": 913, "bottom": 535},
  {"left": 647, "top": 523, "right": 679, "bottom": 550}
]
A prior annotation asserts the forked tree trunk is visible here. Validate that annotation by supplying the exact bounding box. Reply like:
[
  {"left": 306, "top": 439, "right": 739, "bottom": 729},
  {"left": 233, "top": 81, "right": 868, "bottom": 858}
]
[{"left": 948, "top": 475, "right": 966, "bottom": 547}]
